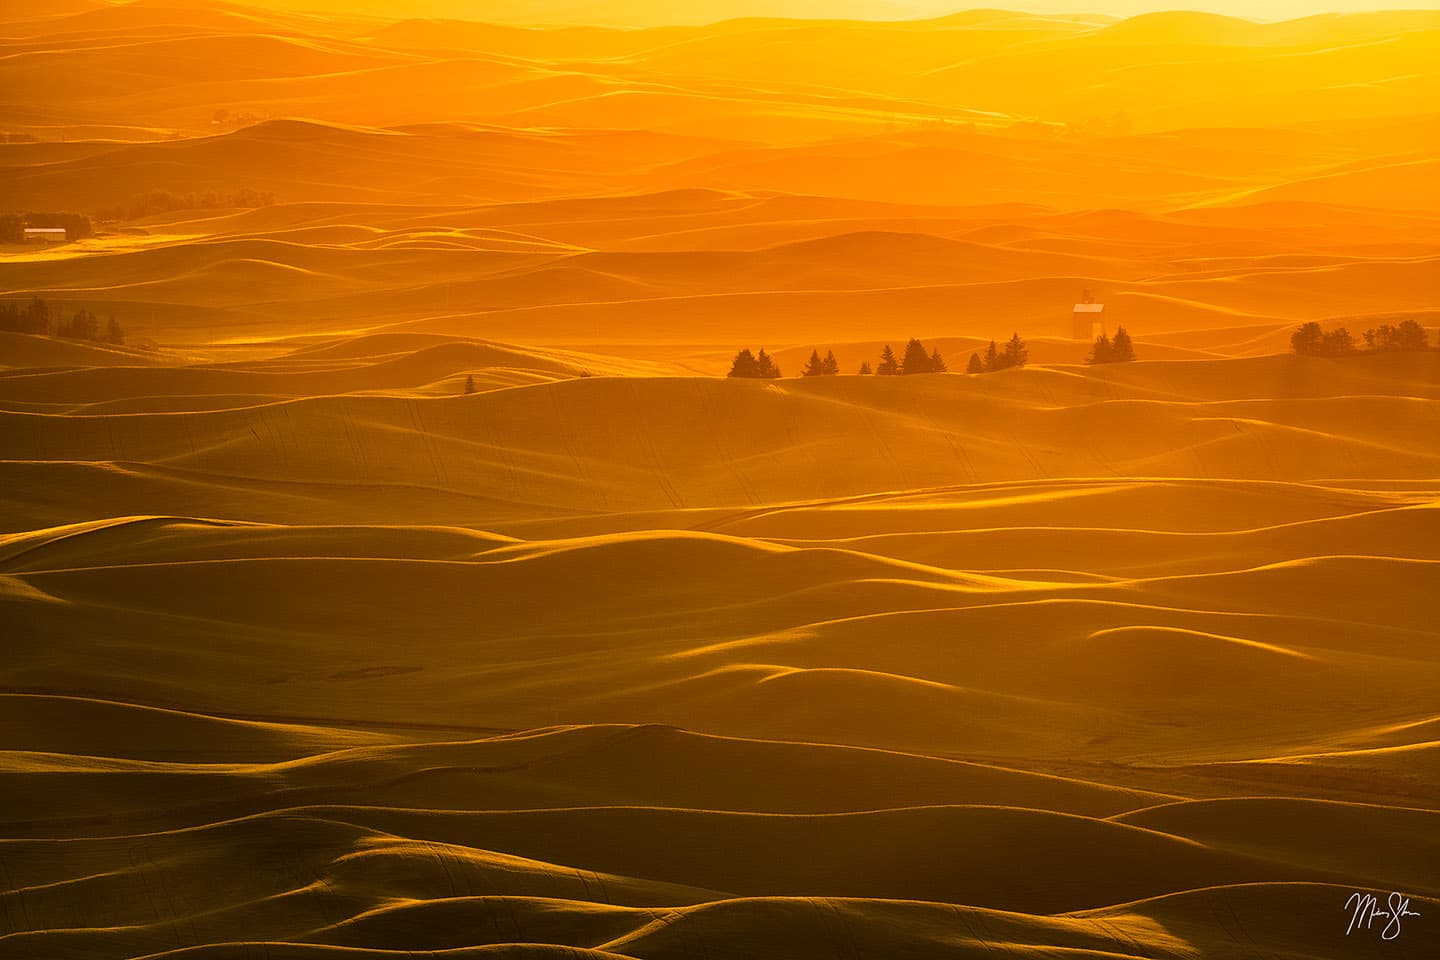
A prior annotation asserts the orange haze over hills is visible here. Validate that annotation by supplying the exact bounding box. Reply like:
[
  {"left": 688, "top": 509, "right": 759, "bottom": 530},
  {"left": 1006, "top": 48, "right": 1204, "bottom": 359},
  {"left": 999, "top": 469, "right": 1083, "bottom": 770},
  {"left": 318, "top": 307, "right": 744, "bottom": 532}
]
[{"left": 1, "top": 3, "right": 1438, "bottom": 960}]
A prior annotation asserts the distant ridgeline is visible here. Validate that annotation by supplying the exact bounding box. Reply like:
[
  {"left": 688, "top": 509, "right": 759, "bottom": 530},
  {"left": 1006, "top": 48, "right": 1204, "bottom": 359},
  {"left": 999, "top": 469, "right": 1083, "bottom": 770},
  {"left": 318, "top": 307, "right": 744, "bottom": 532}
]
[
  {"left": 0, "top": 296, "right": 124, "bottom": 345},
  {"left": 0, "top": 212, "right": 94, "bottom": 244}
]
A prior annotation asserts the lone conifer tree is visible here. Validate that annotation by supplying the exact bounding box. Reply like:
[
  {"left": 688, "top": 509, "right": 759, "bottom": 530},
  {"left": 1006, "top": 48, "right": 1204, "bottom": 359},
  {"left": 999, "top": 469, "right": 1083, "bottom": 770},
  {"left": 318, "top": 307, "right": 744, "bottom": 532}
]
[
  {"left": 1002, "top": 333, "right": 1028, "bottom": 369},
  {"left": 901, "top": 338, "right": 931, "bottom": 374},
  {"left": 728, "top": 348, "right": 759, "bottom": 377},
  {"left": 755, "top": 348, "right": 781, "bottom": 378},
  {"left": 967, "top": 352, "right": 983, "bottom": 374},
  {"left": 463, "top": 374, "right": 477, "bottom": 394},
  {"left": 858, "top": 360, "right": 873, "bottom": 375},
  {"left": 983, "top": 340, "right": 1000, "bottom": 371},
  {"left": 27, "top": 296, "right": 50, "bottom": 336},
  {"left": 929, "top": 348, "right": 947, "bottom": 373},
  {"left": 822, "top": 350, "right": 840, "bottom": 375},
  {"left": 1110, "top": 325, "right": 1135, "bottom": 361},
  {"left": 877, "top": 344, "right": 899, "bottom": 375},
  {"left": 802, "top": 349, "right": 826, "bottom": 377},
  {"left": 103, "top": 313, "right": 124, "bottom": 345}
]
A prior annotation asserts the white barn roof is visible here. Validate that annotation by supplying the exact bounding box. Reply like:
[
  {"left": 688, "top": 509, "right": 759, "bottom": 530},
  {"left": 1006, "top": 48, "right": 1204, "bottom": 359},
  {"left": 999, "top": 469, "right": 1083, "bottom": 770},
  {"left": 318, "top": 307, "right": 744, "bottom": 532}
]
[
  {"left": 1073, "top": 303, "right": 1104, "bottom": 313},
  {"left": 24, "top": 227, "right": 67, "bottom": 235}
]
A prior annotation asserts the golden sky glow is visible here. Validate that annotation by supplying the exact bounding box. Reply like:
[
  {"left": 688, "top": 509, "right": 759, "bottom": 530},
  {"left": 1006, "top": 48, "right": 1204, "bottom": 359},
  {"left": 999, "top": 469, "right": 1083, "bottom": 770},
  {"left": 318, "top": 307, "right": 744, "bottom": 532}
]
[
  {"left": 994, "top": 0, "right": 1440, "bottom": 16},
  {"left": 813, "top": 0, "right": 1431, "bottom": 16},
  {"left": 268, "top": 0, "right": 1440, "bottom": 26},
  {"left": 432, "top": 0, "right": 1440, "bottom": 25}
]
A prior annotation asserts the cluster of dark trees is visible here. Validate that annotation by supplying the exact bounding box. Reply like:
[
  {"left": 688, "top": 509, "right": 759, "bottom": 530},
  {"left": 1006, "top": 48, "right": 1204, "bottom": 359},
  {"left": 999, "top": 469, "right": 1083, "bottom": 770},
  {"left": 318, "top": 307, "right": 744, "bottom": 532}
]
[
  {"left": 870, "top": 338, "right": 948, "bottom": 375},
  {"left": 726, "top": 348, "right": 784, "bottom": 378},
  {"left": 729, "top": 335, "right": 1032, "bottom": 378},
  {"left": 801, "top": 349, "right": 842, "bottom": 376},
  {"left": 0, "top": 212, "right": 95, "bottom": 243},
  {"left": 966, "top": 334, "right": 1029, "bottom": 373},
  {"left": 1292, "top": 319, "right": 1432, "bottom": 357},
  {"left": 0, "top": 215, "right": 29, "bottom": 244},
  {"left": 96, "top": 188, "right": 277, "bottom": 222},
  {"left": 1088, "top": 326, "right": 1136, "bottom": 364},
  {"left": 0, "top": 297, "right": 124, "bottom": 344}
]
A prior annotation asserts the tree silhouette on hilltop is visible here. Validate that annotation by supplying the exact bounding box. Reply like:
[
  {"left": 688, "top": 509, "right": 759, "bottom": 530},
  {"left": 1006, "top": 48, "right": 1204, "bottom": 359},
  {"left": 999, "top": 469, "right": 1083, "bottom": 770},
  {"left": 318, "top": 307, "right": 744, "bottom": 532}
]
[
  {"left": 801, "top": 349, "right": 841, "bottom": 376},
  {"left": 728, "top": 348, "right": 759, "bottom": 377},
  {"left": 1089, "top": 325, "right": 1135, "bottom": 364},
  {"left": 756, "top": 349, "right": 781, "bottom": 378},
  {"left": 1291, "top": 322, "right": 1357, "bottom": 357},
  {"left": 1295, "top": 318, "right": 1434, "bottom": 357},
  {"left": 1364, "top": 319, "right": 1430, "bottom": 352},
  {"left": 979, "top": 334, "right": 1027, "bottom": 371},
  {"left": 900, "top": 338, "right": 931, "bottom": 374},
  {"left": 1089, "top": 332, "right": 1112, "bottom": 364},
  {"left": 728, "top": 348, "right": 782, "bottom": 378},
  {"left": 1003, "top": 333, "right": 1029, "bottom": 369}
]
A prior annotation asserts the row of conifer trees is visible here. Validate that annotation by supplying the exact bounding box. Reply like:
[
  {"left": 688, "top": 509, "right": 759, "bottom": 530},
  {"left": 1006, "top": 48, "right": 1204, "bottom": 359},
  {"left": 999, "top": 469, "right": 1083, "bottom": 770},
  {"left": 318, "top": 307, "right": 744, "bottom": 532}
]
[
  {"left": 0, "top": 297, "right": 124, "bottom": 344},
  {"left": 727, "top": 334, "right": 1041, "bottom": 378}
]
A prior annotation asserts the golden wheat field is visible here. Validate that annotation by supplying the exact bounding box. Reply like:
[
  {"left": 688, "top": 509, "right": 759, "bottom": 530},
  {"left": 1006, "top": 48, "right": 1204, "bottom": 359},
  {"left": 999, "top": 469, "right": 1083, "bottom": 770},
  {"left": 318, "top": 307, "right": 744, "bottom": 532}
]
[{"left": 1, "top": 1, "right": 1438, "bottom": 957}]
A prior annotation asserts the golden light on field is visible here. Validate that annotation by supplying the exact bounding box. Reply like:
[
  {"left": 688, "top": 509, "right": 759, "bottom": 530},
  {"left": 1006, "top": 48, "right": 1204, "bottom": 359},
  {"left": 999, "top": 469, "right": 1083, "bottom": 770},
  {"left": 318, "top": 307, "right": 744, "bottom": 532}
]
[{"left": 1, "top": 1, "right": 1437, "bottom": 958}]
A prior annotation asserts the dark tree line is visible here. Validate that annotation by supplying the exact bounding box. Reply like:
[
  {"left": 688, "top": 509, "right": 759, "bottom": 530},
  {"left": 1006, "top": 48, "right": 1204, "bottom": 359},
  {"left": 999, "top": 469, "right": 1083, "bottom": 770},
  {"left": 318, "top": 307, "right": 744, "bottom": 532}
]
[
  {"left": 1087, "top": 326, "right": 1136, "bottom": 364},
  {"left": 727, "top": 348, "right": 783, "bottom": 378},
  {"left": 730, "top": 335, "right": 1036, "bottom": 378},
  {"left": 800, "top": 338, "right": 947, "bottom": 376},
  {"left": 1292, "top": 319, "right": 1432, "bottom": 357},
  {"left": 0, "top": 297, "right": 124, "bottom": 344},
  {"left": 864, "top": 338, "right": 946, "bottom": 375},
  {"left": 96, "top": 188, "right": 276, "bottom": 222},
  {"left": 0, "top": 212, "right": 94, "bottom": 244}
]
